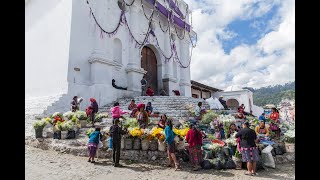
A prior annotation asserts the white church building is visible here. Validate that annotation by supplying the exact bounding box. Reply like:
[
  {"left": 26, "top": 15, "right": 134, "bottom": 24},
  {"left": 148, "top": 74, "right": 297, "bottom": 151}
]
[
  {"left": 213, "top": 85, "right": 264, "bottom": 117},
  {"left": 26, "top": 0, "right": 197, "bottom": 114}
]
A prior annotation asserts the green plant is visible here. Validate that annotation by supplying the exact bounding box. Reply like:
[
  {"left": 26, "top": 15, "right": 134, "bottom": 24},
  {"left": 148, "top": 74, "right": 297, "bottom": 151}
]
[
  {"left": 207, "top": 134, "right": 216, "bottom": 140},
  {"left": 62, "top": 121, "right": 74, "bottom": 131},
  {"left": 94, "top": 112, "right": 109, "bottom": 122},
  {"left": 32, "top": 119, "right": 48, "bottom": 130},
  {"left": 73, "top": 111, "right": 87, "bottom": 120},
  {"left": 52, "top": 112, "right": 62, "bottom": 118},
  {"left": 123, "top": 118, "right": 139, "bottom": 128},
  {"left": 201, "top": 112, "right": 219, "bottom": 124},
  {"left": 63, "top": 111, "right": 75, "bottom": 120},
  {"left": 234, "top": 149, "right": 242, "bottom": 158},
  {"left": 86, "top": 128, "right": 95, "bottom": 137}
]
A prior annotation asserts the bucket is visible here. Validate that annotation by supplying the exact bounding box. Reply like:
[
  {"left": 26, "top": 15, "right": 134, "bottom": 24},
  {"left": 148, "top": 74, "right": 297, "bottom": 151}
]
[
  {"left": 133, "top": 138, "right": 141, "bottom": 150},
  {"left": 141, "top": 139, "right": 150, "bottom": 151},
  {"left": 149, "top": 139, "right": 158, "bottom": 151},
  {"left": 125, "top": 138, "right": 133, "bottom": 150},
  {"left": 35, "top": 128, "right": 43, "bottom": 138},
  {"left": 61, "top": 131, "right": 68, "bottom": 140},
  {"left": 158, "top": 139, "right": 166, "bottom": 151},
  {"left": 80, "top": 120, "right": 86, "bottom": 128}
]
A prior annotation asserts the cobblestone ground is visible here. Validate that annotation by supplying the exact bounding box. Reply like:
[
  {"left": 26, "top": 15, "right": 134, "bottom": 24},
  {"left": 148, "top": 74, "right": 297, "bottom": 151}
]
[{"left": 25, "top": 145, "right": 295, "bottom": 180}]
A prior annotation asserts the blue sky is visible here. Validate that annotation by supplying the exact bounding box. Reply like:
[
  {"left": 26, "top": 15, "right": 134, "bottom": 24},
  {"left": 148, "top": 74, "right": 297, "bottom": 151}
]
[
  {"left": 220, "top": 5, "right": 279, "bottom": 54},
  {"left": 187, "top": 0, "right": 295, "bottom": 89}
]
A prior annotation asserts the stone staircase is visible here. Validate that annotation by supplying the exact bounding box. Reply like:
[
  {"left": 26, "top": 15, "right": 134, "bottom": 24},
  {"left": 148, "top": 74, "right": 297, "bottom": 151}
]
[{"left": 99, "top": 96, "right": 210, "bottom": 119}]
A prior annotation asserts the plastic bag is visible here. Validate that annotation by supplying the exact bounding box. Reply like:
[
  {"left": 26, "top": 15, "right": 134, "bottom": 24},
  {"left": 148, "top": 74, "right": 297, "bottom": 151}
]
[
  {"left": 98, "top": 141, "right": 103, "bottom": 149},
  {"left": 261, "top": 145, "right": 275, "bottom": 168},
  {"left": 224, "top": 158, "right": 236, "bottom": 169},
  {"left": 201, "top": 160, "right": 213, "bottom": 169},
  {"left": 214, "top": 159, "right": 224, "bottom": 170}
]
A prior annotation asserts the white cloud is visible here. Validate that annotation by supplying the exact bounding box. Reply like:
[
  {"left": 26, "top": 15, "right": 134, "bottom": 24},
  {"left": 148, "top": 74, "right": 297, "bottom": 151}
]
[{"left": 188, "top": 0, "right": 295, "bottom": 90}]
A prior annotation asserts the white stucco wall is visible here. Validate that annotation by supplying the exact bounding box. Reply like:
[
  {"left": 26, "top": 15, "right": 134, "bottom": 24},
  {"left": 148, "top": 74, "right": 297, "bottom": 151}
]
[
  {"left": 43, "top": 0, "right": 193, "bottom": 114},
  {"left": 213, "top": 89, "right": 263, "bottom": 116},
  {"left": 25, "top": 0, "right": 72, "bottom": 97}
]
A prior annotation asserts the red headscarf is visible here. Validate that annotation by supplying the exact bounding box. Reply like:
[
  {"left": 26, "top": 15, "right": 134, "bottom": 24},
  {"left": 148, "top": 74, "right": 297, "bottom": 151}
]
[
  {"left": 137, "top": 103, "right": 145, "bottom": 109},
  {"left": 90, "top": 98, "right": 96, "bottom": 102}
]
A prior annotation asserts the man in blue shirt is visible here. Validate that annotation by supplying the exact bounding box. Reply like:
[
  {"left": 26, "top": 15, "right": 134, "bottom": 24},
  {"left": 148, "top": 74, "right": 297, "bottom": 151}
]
[{"left": 259, "top": 113, "right": 266, "bottom": 122}]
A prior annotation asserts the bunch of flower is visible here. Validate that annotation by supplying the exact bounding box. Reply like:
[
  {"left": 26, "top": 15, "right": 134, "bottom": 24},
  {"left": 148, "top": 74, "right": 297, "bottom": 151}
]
[
  {"left": 73, "top": 111, "right": 87, "bottom": 120},
  {"left": 53, "top": 115, "right": 64, "bottom": 125},
  {"left": 151, "top": 127, "right": 165, "bottom": 140},
  {"left": 140, "top": 128, "right": 154, "bottom": 141},
  {"left": 207, "top": 143, "right": 222, "bottom": 153},
  {"left": 185, "top": 103, "right": 195, "bottom": 116},
  {"left": 201, "top": 111, "right": 219, "bottom": 124},
  {"left": 218, "top": 114, "right": 236, "bottom": 136},
  {"left": 70, "top": 116, "right": 80, "bottom": 128},
  {"left": 51, "top": 112, "right": 63, "bottom": 119},
  {"left": 173, "top": 127, "right": 190, "bottom": 138},
  {"left": 283, "top": 130, "right": 295, "bottom": 143},
  {"left": 225, "top": 135, "right": 237, "bottom": 146},
  {"left": 32, "top": 119, "right": 48, "bottom": 130},
  {"left": 62, "top": 120, "right": 75, "bottom": 131},
  {"left": 55, "top": 121, "right": 64, "bottom": 131},
  {"left": 44, "top": 117, "right": 53, "bottom": 125},
  {"left": 128, "top": 127, "right": 143, "bottom": 138},
  {"left": 63, "top": 111, "right": 75, "bottom": 120},
  {"left": 123, "top": 118, "right": 139, "bottom": 129},
  {"left": 94, "top": 112, "right": 109, "bottom": 122}
]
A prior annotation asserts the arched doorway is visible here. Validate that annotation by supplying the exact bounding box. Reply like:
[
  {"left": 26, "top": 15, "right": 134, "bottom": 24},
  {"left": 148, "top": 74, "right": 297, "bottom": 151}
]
[
  {"left": 141, "top": 46, "right": 158, "bottom": 95},
  {"left": 226, "top": 99, "right": 239, "bottom": 110}
]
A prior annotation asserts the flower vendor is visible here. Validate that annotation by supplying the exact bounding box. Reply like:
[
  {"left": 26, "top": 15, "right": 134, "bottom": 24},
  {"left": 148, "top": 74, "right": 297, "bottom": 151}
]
[
  {"left": 269, "top": 107, "right": 281, "bottom": 138},
  {"left": 255, "top": 120, "right": 269, "bottom": 138},
  {"left": 164, "top": 119, "right": 180, "bottom": 170},
  {"left": 128, "top": 99, "right": 137, "bottom": 110},
  {"left": 194, "top": 102, "right": 206, "bottom": 120},
  {"left": 185, "top": 123, "right": 203, "bottom": 171},
  {"left": 111, "top": 102, "right": 129, "bottom": 124},
  {"left": 146, "top": 86, "right": 155, "bottom": 96},
  {"left": 87, "top": 127, "right": 103, "bottom": 163},
  {"left": 227, "top": 123, "right": 239, "bottom": 138},
  {"left": 235, "top": 121, "right": 260, "bottom": 176},
  {"left": 109, "top": 119, "right": 127, "bottom": 167},
  {"left": 71, "top": 96, "right": 80, "bottom": 112},
  {"left": 158, "top": 114, "right": 167, "bottom": 129},
  {"left": 86, "top": 98, "right": 99, "bottom": 127},
  {"left": 137, "top": 103, "right": 149, "bottom": 129},
  {"left": 145, "top": 102, "right": 153, "bottom": 115},
  {"left": 258, "top": 113, "right": 266, "bottom": 123}
]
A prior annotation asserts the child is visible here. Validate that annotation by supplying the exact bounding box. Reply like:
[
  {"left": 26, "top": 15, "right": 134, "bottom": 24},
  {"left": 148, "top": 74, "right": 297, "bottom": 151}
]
[
  {"left": 87, "top": 128, "right": 103, "bottom": 163},
  {"left": 109, "top": 119, "right": 127, "bottom": 167},
  {"left": 111, "top": 102, "right": 129, "bottom": 124}
]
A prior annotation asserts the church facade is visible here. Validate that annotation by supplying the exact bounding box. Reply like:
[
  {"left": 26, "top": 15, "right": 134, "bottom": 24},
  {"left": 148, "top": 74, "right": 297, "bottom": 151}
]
[{"left": 46, "top": 0, "right": 196, "bottom": 113}]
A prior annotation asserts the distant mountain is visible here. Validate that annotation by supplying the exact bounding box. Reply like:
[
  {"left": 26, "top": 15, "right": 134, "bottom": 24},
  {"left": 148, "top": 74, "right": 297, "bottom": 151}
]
[{"left": 243, "top": 81, "right": 295, "bottom": 107}]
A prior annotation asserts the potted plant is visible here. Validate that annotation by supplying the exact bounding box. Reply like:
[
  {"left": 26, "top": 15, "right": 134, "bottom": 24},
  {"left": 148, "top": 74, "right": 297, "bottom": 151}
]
[
  {"left": 129, "top": 127, "right": 143, "bottom": 150},
  {"left": 74, "top": 111, "right": 87, "bottom": 128},
  {"left": 141, "top": 129, "right": 153, "bottom": 151},
  {"left": 32, "top": 119, "right": 48, "bottom": 138},
  {"left": 60, "top": 121, "right": 70, "bottom": 140}
]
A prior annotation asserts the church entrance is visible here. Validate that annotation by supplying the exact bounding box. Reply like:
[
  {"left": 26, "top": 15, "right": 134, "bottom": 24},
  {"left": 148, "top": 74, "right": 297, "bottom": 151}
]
[{"left": 141, "top": 46, "right": 158, "bottom": 95}]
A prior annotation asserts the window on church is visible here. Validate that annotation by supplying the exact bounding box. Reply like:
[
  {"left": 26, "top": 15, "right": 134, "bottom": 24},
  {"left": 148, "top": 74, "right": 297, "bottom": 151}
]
[{"left": 113, "top": 38, "right": 122, "bottom": 64}]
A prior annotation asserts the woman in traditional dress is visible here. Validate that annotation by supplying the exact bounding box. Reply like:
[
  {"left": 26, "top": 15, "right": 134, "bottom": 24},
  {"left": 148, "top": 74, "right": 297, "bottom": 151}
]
[
  {"left": 235, "top": 121, "right": 260, "bottom": 176},
  {"left": 164, "top": 119, "right": 180, "bottom": 170},
  {"left": 186, "top": 123, "right": 203, "bottom": 171},
  {"left": 137, "top": 103, "right": 149, "bottom": 129},
  {"left": 269, "top": 107, "right": 280, "bottom": 138}
]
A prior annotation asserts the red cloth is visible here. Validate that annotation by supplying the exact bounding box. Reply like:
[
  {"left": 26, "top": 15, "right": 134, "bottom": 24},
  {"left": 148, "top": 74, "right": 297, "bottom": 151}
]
[
  {"left": 146, "top": 88, "right": 154, "bottom": 96},
  {"left": 270, "top": 112, "right": 279, "bottom": 123},
  {"left": 90, "top": 98, "right": 96, "bottom": 102},
  {"left": 238, "top": 106, "right": 244, "bottom": 113},
  {"left": 111, "top": 106, "right": 127, "bottom": 118},
  {"left": 86, "top": 107, "right": 93, "bottom": 116},
  {"left": 186, "top": 129, "right": 202, "bottom": 148},
  {"left": 137, "top": 103, "right": 145, "bottom": 109},
  {"left": 173, "top": 90, "right": 180, "bottom": 96}
]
